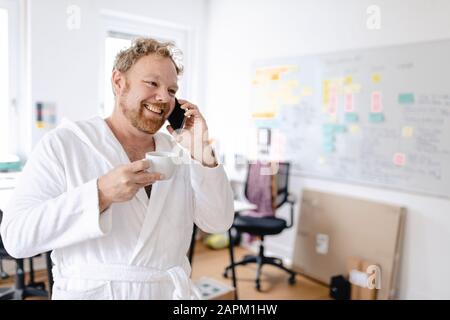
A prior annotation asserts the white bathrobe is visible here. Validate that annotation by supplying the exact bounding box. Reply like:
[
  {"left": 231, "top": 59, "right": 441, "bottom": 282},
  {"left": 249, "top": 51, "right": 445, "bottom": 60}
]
[{"left": 0, "top": 116, "right": 234, "bottom": 300}]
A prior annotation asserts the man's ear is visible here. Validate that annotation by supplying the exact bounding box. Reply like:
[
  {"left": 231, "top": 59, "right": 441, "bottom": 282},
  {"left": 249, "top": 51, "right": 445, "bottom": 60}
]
[{"left": 111, "top": 69, "right": 126, "bottom": 96}]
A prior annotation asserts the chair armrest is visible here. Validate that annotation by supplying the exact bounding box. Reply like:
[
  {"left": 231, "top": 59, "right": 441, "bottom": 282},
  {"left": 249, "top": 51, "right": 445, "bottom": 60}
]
[{"left": 284, "top": 193, "right": 297, "bottom": 229}]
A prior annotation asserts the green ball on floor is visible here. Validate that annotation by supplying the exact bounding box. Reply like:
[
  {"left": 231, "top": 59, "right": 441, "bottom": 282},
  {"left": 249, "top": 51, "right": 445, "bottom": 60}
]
[{"left": 204, "top": 234, "right": 229, "bottom": 250}]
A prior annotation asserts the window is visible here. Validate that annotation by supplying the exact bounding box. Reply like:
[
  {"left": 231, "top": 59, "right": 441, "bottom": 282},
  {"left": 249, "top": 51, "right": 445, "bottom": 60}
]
[
  {"left": 0, "top": 0, "right": 19, "bottom": 157},
  {"left": 103, "top": 32, "right": 132, "bottom": 117},
  {"left": 99, "top": 11, "right": 191, "bottom": 118},
  {"left": 0, "top": 7, "right": 9, "bottom": 155}
]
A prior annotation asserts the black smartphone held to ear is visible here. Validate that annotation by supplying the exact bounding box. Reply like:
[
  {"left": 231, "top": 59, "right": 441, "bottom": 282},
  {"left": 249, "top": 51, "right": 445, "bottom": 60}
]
[{"left": 168, "top": 98, "right": 186, "bottom": 130}]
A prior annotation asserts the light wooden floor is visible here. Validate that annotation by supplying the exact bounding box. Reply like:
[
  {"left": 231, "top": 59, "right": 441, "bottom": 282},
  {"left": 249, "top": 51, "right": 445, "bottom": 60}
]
[
  {"left": 0, "top": 242, "right": 329, "bottom": 300},
  {"left": 191, "top": 241, "right": 329, "bottom": 300}
]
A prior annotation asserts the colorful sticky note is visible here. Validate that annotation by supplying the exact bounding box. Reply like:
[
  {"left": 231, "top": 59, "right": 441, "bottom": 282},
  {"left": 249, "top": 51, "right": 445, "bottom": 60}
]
[
  {"left": 402, "top": 126, "right": 414, "bottom": 138},
  {"left": 398, "top": 93, "right": 415, "bottom": 104},
  {"left": 344, "top": 93, "right": 354, "bottom": 112},
  {"left": 393, "top": 153, "right": 406, "bottom": 166},
  {"left": 322, "top": 95, "right": 329, "bottom": 109},
  {"left": 371, "top": 91, "right": 382, "bottom": 113},
  {"left": 369, "top": 113, "right": 385, "bottom": 123},
  {"left": 301, "top": 86, "right": 313, "bottom": 96},
  {"left": 322, "top": 134, "right": 335, "bottom": 144},
  {"left": 334, "top": 125, "right": 347, "bottom": 133},
  {"left": 344, "top": 76, "right": 353, "bottom": 85},
  {"left": 349, "top": 124, "right": 360, "bottom": 134},
  {"left": 345, "top": 112, "right": 359, "bottom": 123},
  {"left": 323, "top": 80, "right": 330, "bottom": 105},
  {"left": 328, "top": 88, "right": 337, "bottom": 115},
  {"left": 322, "top": 124, "right": 335, "bottom": 135},
  {"left": 372, "top": 73, "right": 381, "bottom": 83},
  {"left": 322, "top": 143, "right": 335, "bottom": 153}
]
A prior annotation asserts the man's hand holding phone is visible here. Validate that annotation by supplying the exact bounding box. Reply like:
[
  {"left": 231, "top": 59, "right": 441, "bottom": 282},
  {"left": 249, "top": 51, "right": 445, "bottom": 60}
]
[{"left": 166, "top": 98, "right": 217, "bottom": 168}]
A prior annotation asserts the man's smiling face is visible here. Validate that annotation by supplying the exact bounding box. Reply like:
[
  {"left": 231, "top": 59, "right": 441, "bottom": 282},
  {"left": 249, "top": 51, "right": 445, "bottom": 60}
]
[{"left": 117, "top": 54, "right": 179, "bottom": 134}]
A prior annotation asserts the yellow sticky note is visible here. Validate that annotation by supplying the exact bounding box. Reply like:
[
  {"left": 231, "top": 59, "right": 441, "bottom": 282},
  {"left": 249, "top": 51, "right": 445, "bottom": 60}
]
[
  {"left": 301, "top": 86, "right": 313, "bottom": 96},
  {"left": 344, "top": 76, "right": 353, "bottom": 85},
  {"left": 372, "top": 73, "right": 381, "bottom": 83},
  {"left": 277, "top": 80, "right": 300, "bottom": 105},
  {"left": 402, "top": 126, "right": 414, "bottom": 138},
  {"left": 318, "top": 156, "right": 326, "bottom": 165},
  {"left": 349, "top": 124, "right": 360, "bottom": 134},
  {"left": 251, "top": 112, "right": 276, "bottom": 119}
]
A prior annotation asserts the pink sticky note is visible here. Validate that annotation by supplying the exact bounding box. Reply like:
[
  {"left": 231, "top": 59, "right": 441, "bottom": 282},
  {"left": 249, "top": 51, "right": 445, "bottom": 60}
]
[
  {"left": 328, "top": 88, "right": 337, "bottom": 115},
  {"left": 344, "top": 93, "right": 354, "bottom": 112},
  {"left": 371, "top": 91, "right": 382, "bottom": 113},
  {"left": 393, "top": 153, "right": 406, "bottom": 166}
]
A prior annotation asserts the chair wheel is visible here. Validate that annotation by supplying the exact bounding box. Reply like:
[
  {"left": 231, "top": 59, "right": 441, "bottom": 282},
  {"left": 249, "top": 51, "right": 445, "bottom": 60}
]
[
  {"left": 288, "top": 275, "right": 296, "bottom": 285},
  {"left": 256, "top": 282, "right": 261, "bottom": 291},
  {"left": 37, "top": 284, "right": 46, "bottom": 290},
  {"left": 29, "top": 282, "right": 46, "bottom": 291},
  {"left": 223, "top": 270, "right": 229, "bottom": 278}
]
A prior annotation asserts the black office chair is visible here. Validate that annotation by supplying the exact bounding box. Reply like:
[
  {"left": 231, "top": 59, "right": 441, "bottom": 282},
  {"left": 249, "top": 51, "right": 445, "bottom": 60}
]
[
  {"left": 0, "top": 244, "right": 9, "bottom": 280},
  {"left": 188, "top": 224, "right": 198, "bottom": 265},
  {"left": 224, "top": 162, "right": 297, "bottom": 291},
  {"left": 0, "top": 209, "right": 51, "bottom": 300}
]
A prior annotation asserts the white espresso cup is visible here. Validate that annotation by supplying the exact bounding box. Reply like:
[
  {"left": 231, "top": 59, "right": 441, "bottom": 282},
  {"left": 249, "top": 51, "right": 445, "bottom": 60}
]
[{"left": 145, "top": 151, "right": 180, "bottom": 180}]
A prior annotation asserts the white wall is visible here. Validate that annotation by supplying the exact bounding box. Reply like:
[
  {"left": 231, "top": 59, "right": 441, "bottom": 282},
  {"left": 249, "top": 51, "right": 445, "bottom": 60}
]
[
  {"left": 21, "top": 0, "right": 208, "bottom": 156},
  {"left": 18, "top": 0, "right": 450, "bottom": 299},
  {"left": 205, "top": 0, "right": 450, "bottom": 299}
]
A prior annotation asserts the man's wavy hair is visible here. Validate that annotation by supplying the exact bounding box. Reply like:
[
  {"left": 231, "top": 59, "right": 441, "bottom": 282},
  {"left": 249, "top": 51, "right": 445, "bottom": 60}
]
[{"left": 113, "top": 37, "right": 183, "bottom": 76}]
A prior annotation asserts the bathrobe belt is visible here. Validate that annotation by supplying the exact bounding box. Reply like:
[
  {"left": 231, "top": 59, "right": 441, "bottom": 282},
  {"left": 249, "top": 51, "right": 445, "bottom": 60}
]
[{"left": 54, "top": 262, "right": 201, "bottom": 300}]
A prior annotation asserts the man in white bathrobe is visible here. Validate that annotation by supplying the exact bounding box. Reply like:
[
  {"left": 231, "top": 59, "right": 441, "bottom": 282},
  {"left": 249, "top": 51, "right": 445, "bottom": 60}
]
[{"left": 0, "top": 38, "right": 234, "bottom": 299}]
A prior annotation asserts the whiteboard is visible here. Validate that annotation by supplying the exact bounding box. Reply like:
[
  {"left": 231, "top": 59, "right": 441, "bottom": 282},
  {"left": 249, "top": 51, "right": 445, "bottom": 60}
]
[{"left": 250, "top": 39, "right": 450, "bottom": 198}]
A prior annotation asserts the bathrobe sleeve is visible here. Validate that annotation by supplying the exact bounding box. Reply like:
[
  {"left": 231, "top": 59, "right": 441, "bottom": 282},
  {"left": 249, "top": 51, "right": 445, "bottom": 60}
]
[
  {"left": 0, "top": 132, "right": 112, "bottom": 258},
  {"left": 190, "top": 161, "right": 234, "bottom": 234}
]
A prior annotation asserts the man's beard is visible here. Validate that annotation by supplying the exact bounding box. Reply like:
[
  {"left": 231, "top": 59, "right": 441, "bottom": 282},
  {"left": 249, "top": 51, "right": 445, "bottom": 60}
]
[{"left": 120, "top": 98, "right": 167, "bottom": 134}]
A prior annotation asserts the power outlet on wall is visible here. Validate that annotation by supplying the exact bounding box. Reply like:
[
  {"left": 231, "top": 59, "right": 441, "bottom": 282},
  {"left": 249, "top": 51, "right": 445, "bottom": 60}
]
[{"left": 316, "top": 233, "right": 329, "bottom": 255}]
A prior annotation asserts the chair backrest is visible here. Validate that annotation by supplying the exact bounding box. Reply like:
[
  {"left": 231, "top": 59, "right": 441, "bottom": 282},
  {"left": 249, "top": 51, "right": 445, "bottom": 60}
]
[
  {"left": 244, "top": 161, "right": 291, "bottom": 215},
  {"left": 274, "top": 162, "right": 290, "bottom": 209},
  {"left": 0, "top": 209, "right": 9, "bottom": 257},
  {"left": 244, "top": 161, "right": 274, "bottom": 216}
]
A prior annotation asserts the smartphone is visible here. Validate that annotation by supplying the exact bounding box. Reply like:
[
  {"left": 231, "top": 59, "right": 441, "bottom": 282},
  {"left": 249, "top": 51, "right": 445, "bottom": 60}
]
[{"left": 167, "top": 98, "right": 186, "bottom": 130}]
